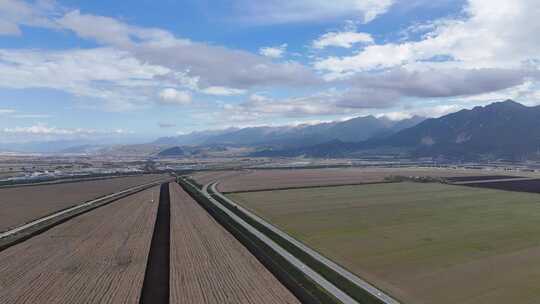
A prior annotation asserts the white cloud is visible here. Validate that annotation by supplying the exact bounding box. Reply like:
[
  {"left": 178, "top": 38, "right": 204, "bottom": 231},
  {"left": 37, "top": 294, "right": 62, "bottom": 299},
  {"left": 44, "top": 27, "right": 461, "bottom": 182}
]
[
  {"left": 158, "top": 88, "right": 192, "bottom": 105},
  {"left": 57, "top": 10, "right": 182, "bottom": 48},
  {"left": 0, "top": 109, "right": 50, "bottom": 119},
  {"left": 376, "top": 112, "right": 413, "bottom": 121},
  {"left": 0, "top": 124, "right": 133, "bottom": 143},
  {"left": 315, "top": 0, "right": 540, "bottom": 76},
  {"left": 234, "top": 0, "right": 394, "bottom": 24},
  {"left": 0, "top": 19, "right": 21, "bottom": 35},
  {"left": 0, "top": 109, "right": 16, "bottom": 115},
  {"left": 259, "top": 44, "right": 287, "bottom": 58},
  {"left": 3, "top": 125, "right": 87, "bottom": 135},
  {"left": 0, "top": 47, "right": 170, "bottom": 111},
  {"left": 201, "top": 86, "right": 246, "bottom": 96},
  {"left": 313, "top": 31, "right": 373, "bottom": 49},
  {"left": 221, "top": 91, "right": 357, "bottom": 122},
  {"left": 57, "top": 10, "right": 320, "bottom": 89},
  {"left": 11, "top": 114, "right": 51, "bottom": 119},
  {"left": 0, "top": 0, "right": 59, "bottom": 36},
  {"left": 0, "top": 4, "right": 321, "bottom": 115}
]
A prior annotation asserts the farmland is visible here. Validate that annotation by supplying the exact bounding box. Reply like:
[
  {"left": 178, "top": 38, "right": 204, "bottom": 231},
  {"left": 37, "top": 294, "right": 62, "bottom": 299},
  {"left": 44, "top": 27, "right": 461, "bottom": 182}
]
[
  {"left": 228, "top": 182, "right": 540, "bottom": 304},
  {"left": 465, "top": 178, "right": 540, "bottom": 193},
  {"left": 0, "top": 186, "right": 159, "bottom": 304},
  {"left": 216, "top": 167, "right": 515, "bottom": 193},
  {"left": 169, "top": 183, "right": 300, "bottom": 304},
  {"left": 0, "top": 174, "right": 166, "bottom": 232},
  {"left": 191, "top": 170, "right": 247, "bottom": 186}
]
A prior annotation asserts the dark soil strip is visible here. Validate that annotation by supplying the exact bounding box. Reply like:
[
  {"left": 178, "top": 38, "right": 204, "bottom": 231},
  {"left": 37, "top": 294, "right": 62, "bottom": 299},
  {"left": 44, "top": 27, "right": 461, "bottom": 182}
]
[
  {"left": 464, "top": 178, "right": 540, "bottom": 194},
  {"left": 140, "top": 183, "right": 170, "bottom": 304},
  {"left": 446, "top": 175, "right": 523, "bottom": 182}
]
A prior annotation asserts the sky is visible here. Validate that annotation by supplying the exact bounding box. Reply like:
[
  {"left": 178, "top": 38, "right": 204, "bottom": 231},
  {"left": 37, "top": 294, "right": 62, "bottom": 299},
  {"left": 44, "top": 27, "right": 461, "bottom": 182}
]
[{"left": 1, "top": 0, "right": 540, "bottom": 144}]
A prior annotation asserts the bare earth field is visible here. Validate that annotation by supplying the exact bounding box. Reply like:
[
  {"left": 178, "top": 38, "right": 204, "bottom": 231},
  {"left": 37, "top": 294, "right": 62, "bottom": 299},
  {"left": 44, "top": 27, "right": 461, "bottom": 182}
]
[
  {"left": 228, "top": 182, "right": 540, "bottom": 304},
  {"left": 169, "top": 183, "right": 300, "bottom": 304},
  {"left": 191, "top": 170, "right": 247, "bottom": 186},
  {"left": 216, "top": 167, "right": 513, "bottom": 192},
  {"left": 0, "top": 174, "right": 165, "bottom": 232},
  {"left": 0, "top": 186, "right": 159, "bottom": 304},
  {"left": 465, "top": 178, "right": 540, "bottom": 193}
]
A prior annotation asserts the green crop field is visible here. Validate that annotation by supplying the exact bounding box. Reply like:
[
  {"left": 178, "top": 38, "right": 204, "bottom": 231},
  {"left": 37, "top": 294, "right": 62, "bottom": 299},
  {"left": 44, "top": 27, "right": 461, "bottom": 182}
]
[{"left": 228, "top": 182, "right": 540, "bottom": 304}]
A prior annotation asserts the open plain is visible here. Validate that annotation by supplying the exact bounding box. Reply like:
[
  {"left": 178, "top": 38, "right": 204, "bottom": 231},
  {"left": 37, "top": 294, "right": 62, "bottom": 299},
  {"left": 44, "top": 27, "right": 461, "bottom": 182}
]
[
  {"left": 215, "top": 167, "right": 518, "bottom": 193},
  {"left": 169, "top": 183, "right": 300, "bottom": 304},
  {"left": 0, "top": 174, "right": 166, "bottom": 232},
  {"left": 228, "top": 182, "right": 540, "bottom": 304},
  {"left": 0, "top": 186, "right": 159, "bottom": 304}
]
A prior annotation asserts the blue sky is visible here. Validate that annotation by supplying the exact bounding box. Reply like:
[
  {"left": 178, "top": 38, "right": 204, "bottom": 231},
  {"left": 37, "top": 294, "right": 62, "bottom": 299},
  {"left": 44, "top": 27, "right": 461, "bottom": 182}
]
[{"left": 1, "top": 0, "right": 540, "bottom": 144}]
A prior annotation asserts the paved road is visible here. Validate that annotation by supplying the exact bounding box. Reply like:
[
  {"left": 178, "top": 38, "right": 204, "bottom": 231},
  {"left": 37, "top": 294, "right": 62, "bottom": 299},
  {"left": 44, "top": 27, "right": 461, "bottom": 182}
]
[
  {"left": 210, "top": 182, "right": 401, "bottom": 304},
  {"left": 196, "top": 181, "right": 359, "bottom": 304},
  {"left": 0, "top": 178, "right": 171, "bottom": 240}
]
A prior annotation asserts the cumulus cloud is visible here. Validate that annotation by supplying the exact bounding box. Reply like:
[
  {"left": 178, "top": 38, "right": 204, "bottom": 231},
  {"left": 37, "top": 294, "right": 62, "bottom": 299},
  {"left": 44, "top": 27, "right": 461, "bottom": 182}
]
[
  {"left": 0, "top": 47, "right": 170, "bottom": 111},
  {"left": 350, "top": 68, "right": 535, "bottom": 99},
  {"left": 0, "top": 5, "right": 320, "bottom": 114},
  {"left": 259, "top": 44, "right": 287, "bottom": 58},
  {"left": 217, "top": 65, "right": 536, "bottom": 119},
  {"left": 220, "top": 90, "right": 386, "bottom": 122},
  {"left": 313, "top": 31, "right": 373, "bottom": 49},
  {"left": 315, "top": 0, "right": 540, "bottom": 76},
  {"left": 0, "top": 0, "right": 59, "bottom": 35},
  {"left": 0, "top": 124, "right": 133, "bottom": 143},
  {"left": 200, "top": 86, "right": 246, "bottom": 96},
  {"left": 57, "top": 10, "right": 320, "bottom": 89},
  {"left": 3, "top": 125, "right": 92, "bottom": 135},
  {"left": 233, "top": 0, "right": 394, "bottom": 24},
  {"left": 158, "top": 88, "right": 192, "bottom": 105}
]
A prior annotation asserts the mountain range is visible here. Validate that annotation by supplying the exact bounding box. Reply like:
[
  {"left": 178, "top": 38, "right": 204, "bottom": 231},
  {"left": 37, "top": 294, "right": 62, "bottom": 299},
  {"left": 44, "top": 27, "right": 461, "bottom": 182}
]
[
  {"left": 5, "top": 99, "right": 537, "bottom": 161},
  {"left": 255, "top": 100, "right": 540, "bottom": 161},
  {"left": 153, "top": 115, "right": 425, "bottom": 149}
]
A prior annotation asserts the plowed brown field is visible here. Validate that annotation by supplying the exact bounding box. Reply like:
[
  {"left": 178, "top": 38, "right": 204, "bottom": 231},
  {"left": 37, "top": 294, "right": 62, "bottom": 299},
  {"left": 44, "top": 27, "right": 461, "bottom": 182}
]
[
  {"left": 216, "top": 167, "right": 504, "bottom": 192},
  {"left": 0, "top": 186, "right": 159, "bottom": 304},
  {"left": 191, "top": 170, "right": 247, "bottom": 186},
  {"left": 169, "top": 183, "right": 300, "bottom": 304},
  {"left": 0, "top": 174, "right": 166, "bottom": 232}
]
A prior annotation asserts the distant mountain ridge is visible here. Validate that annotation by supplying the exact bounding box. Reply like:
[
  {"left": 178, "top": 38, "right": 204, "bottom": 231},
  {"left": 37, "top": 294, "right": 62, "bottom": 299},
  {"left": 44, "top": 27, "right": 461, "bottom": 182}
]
[
  {"left": 157, "top": 146, "right": 185, "bottom": 157},
  {"left": 153, "top": 115, "right": 426, "bottom": 149},
  {"left": 257, "top": 100, "right": 540, "bottom": 160}
]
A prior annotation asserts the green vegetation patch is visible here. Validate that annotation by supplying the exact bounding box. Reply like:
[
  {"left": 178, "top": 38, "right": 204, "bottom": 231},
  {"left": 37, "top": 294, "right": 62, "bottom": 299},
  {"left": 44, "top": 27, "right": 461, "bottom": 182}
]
[{"left": 228, "top": 182, "right": 540, "bottom": 304}]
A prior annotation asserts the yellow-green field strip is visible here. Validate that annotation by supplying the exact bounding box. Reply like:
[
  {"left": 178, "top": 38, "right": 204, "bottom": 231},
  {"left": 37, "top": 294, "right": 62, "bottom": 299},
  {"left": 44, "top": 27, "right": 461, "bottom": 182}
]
[{"left": 209, "top": 182, "right": 400, "bottom": 304}]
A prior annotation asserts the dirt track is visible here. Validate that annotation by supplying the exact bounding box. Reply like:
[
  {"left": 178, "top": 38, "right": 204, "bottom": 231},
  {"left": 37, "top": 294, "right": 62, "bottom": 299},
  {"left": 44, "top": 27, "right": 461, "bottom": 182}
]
[
  {"left": 0, "top": 186, "right": 159, "bottom": 304},
  {"left": 0, "top": 174, "right": 165, "bottom": 232},
  {"left": 169, "top": 183, "right": 300, "bottom": 304}
]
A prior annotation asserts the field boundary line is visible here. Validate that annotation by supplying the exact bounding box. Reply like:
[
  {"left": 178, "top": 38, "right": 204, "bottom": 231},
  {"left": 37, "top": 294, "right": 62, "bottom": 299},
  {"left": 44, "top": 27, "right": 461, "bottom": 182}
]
[
  {"left": 183, "top": 178, "right": 359, "bottom": 304},
  {"left": 0, "top": 177, "right": 172, "bottom": 251},
  {"left": 212, "top": 182, "right": 400, "bottom": 304},
  {"left": 221, "top": 180, "right": 396, "bottom": 194},
  {"left": 0, "top": 173, "right": 163, "bottom": 189}
]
